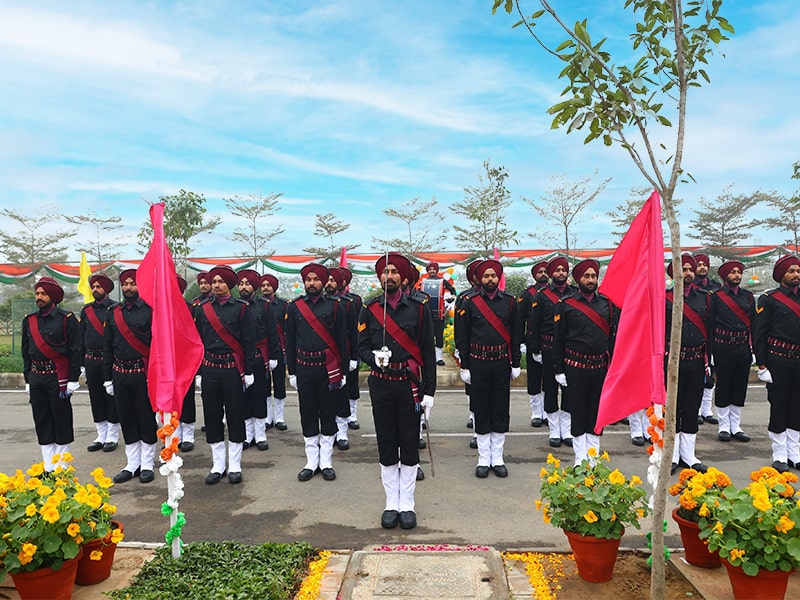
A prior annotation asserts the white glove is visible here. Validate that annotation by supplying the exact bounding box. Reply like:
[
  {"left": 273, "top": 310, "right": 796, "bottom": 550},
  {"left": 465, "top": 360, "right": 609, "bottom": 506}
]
[
  {"left": 372, "top": 347, "right": 392, "bottom": 369},
  {"left": 80, "top": 366, "right": 87, "bottom": 380},
  {"left": 453, "top": 349, "right": 460, "bottom": 360},
  {"left": 421, "top": 395, "right": 434, "bottom": 420},
  {"left": 533, "top": 353, "right": 542, "bottom": 364},
  {"left": 757, "top": 368, "right": 773, "bottom": 384},
  {"left": 66, "top": 381, "right": 80, "bottom": 394},
  {"left": 195, "top": 375, "right": 202, "bottom": 390},
  {"left": 243, "top": 374, "right": 255, "bottom": 389},
  {"left": 339, "top": 376, "right": 347, "bottom": 389},
  {"left": 710, "top": 355, "right": 715, "bottom": 367},
  {"left": 25, "top": 383, "right": 30, "bottom": 393},
  {"left": 349, "top": 359, "right": 358, "bottom": 372},
  {"left": 520, "top": 343, "right": 527, "bottom": 355},
  {"left": 103, "top": 381, "right": 114, "bottom": 396},
  {"left": 460, "top": 369, "right": 471, "bottom": 385},
  {"left": 555, "top": 373, "right": 568, "bottom": 387},
  {"left": 289, "top": 374, "right": 298, "bottom": 389},
  {"left": 751, "top": 353, "right": 756, "bottom": 365},
  {"left": 511, "top": 367, "right": 521, "bottom": 379},
  {"left": 268, "top": 359, "right": 278, "bottom": 371}
]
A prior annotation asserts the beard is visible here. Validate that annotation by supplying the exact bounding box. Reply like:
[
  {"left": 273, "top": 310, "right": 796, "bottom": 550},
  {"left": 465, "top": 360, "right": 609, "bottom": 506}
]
[
  {"left": 481, "top": 281, "right": 498, "bottom": 293},
  {"left": 306, "top": 285, "right": 322, "bottom": 297},
  {"left": 578, "top": 282, "right": 596, "bottom": 294},
  {"left": 92, "top": 291, "right": 106, "bottom": 301},
  {"left": 239, "top": 289, "right": 253, "bottom": 301},
  {"left": 123, "top": 290, "right": 139, "bottom": 302}
]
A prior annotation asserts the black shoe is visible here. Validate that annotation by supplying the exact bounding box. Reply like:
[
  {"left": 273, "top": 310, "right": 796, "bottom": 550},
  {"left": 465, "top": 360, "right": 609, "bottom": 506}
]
[
  {"left": 87, "top": 441, "right": 104, "bottom": 452},
  {"left": 789, "top": 460, "right": 799, "bottom": 470},
  {"left": 381, "top": 510, "right": 400, "bottom": 529},
  {"left": 113, "top": 468, "right": 139, "bottom": 484},
  {"left": 298, "top": 468, "right": 315, "bottom": 482},
  {"left": 469, "top": 437, "right": 478, "bottom": 449},
  {"left": 275, "top": 422, "right": 288, "bottom": 431},
  {"left": 549, "top": 438, "right": 562, "bottom": 448},
  {"left": 475, "top": 465, "right": 490, "bottom": 478},
  {"left": 416, "top": 467, "right": 425, "bottom": 481},
  {"left": 631, "top": 436, "right": 645, "bottom": 447},
  {"left": 103, "top": 441, "right": 118, "bottom": 452},
  {"left": 733, "top": 431, "right": 751, "bottom": 442},
  {"left": 418, "top": 437, "right": 426, "bottom": 450},
  {"left": 179, "top": 441, "right": 194, "bottom": 452},
  {"left": 139, "top": 469, "right": 154, "bottom": 483},
  {"left": 228, "top": 471, "right": 242, "bottom": 484},
  {"left": 703, "top": 415, "right": 719, "bottom": 424},
  {"left": 466, "top": 418, "right": 474, "bottom": 429},
  {"left": 697, "top": 415, "right": 705, "bottom": 425},
  {"left": 563, "top": 438, "right": 573, "bottom": 447},
  {"left": 256, "top": 440, "right": 269, "bottom": 451},
  {"left": 205, "top": 470, "right": 226, "bottom": 485},
  {"left": 421, "top": 421, "right": 427, "bottom": 430},
  {"left": 348, "top": 420, "right": 360, "bottom": 430},
  {"left": 671, "top": 462, "right": 679, "bottom": 475},
  {"left": 321, "top": 467, "right": 336, "bottom": 481},
  {"left": 265, "top": 422, "right": 273, "bottom": 430},
  {"left": 773, "top": 461, "right": 790, "bottom": 474},
  {"left": 689, "top": 462, "right": 709, "bottom": 473},
  {"left": 336, "top": 439, "right": 350, "bottom": 451},
  {"left": 201, "top": 425, "right": 206, "bottom": 432},
  {"left": 242, "top": 440, "right": 251, "bottom": 450},
  {"left": 718, "top": 431, "right": 731, "bottom": 441},
  {"left": 531, "top": 418, "right": 543, "bottom": 428},
  {"left": 399, "top": 510, "right": 417, "bottom": 530},
  {"left": 436, "top": 360, "right": 445, "bottom": 366},
  {"left": 492, "top": 465, "right": 508, "bottom": 477}
]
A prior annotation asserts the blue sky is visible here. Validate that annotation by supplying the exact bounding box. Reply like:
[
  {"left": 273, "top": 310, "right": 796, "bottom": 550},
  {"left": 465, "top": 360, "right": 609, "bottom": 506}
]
[{"left": 1, "top": 0, "right": 798, "bottom": 262}]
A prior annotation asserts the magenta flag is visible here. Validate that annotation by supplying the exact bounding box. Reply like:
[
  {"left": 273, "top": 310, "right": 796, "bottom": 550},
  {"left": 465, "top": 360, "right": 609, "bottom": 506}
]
[
  {"left": 493, "top": 247, "right": 506, "bottom": 291},
  {"left": 137, "top": 203, "right": 204, "bottom": 414},
  {"left": 595, "top": 191, "right": 666, "bottom": 433},
  {"left": 339, "top": 247, "right": 347, "bottom": 267}
]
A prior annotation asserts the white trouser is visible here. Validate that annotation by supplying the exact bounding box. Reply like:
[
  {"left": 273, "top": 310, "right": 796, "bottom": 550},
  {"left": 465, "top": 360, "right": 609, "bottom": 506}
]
[
  {"left": 349, "top": 399, "right": 358, "bottom": 421},
  {"left": 572, "top": 434, "right": 588, "bottom": 466},
  {"left": 106, "top": 422, "right": 120, "bottom": 444},
  {"left": 529, "top": 392, "right": 544, "bottom": 420},
  {"left": 628, "top": 409, "right": 648, "bottom": 438},
  {"left": 435, "top": 346, "right": 444, "bottom": 362},
  {"left": 319, "top": 435, "right": 336, "bottom": 469},
  {"left": 560, "top": 411, "right": 571, "bottom": 439},
  {"left": 586, "top": 433, "right": 601, "bottom": 456},
  {"left": 489, "top": 432, "right": 505, "bottom": 466},
  {"left": 245, "top": 418, "right": 255, "bottom": 443},
  {"left": 181, "top": 422, "right": 195, "bottom": 444},
  {"left": 274, "top": 397, "right": 286, "bottom": 424},
  {"left": 210, "top": 441, "right": 226, "bottom": 474},
  {"left": 770, "top": 431, "right": 788, "bottom": 463},
  {"left": 700, "top": 388, "right": 714, "bottom": 417},
  {"left": 381, "top": 464, "right": 400, "bottom": 511},
  {"left": 476, "top": 433, "right": 491, "bottom": 467},
  {"left": 228, "top": 441, "right": 243, "bottom": 473},
  {"left": 266, "top": 396, "right": 275, "bottom": 425},
  {"left": 399, "top": 464, "right": 417, "bottom": 512},
  {"left": 93, "top": 421, "right": 106, "bottom": 444},
  {"left": 728, "top": 406, "right": 742, "bottom": 435},
  {"left": 717, "top": 405, "right": 731, "bottom": 434},
  {"left": 303, "top": 435, "right": 320, "bottom": 471},
  {"left": 680, "top": 433, "right": 700, "bottom": 466},
  {"left": 547, "top": 411, "right": 561, "bottom": 439},
  {"left": 672, "top": 432, "right": 682, "bottom": 464},
  {"left": 336, "top": 416, "right": 349, "bottom": 441},
  {"left": 787, "top": 429, "right": 800, "bottom": 464},
  {"left": 254, "top": 418, "right": 268, "bottom": 443},
  {"left": 140, "top": 442, "right": 157, "bottom": 471},
  {"left": 123, "top": 441, "right": 142, "bottom": 473}
]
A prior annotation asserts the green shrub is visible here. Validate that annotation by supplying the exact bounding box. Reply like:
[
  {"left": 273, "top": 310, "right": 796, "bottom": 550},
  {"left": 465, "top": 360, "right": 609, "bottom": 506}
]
[{"left": 0, "top": 356, "right": 23, "bottom": 373}]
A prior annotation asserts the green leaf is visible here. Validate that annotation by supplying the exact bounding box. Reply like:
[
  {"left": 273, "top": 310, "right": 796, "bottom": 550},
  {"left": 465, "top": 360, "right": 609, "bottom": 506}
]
[
  {"left": 742, "top": 561, "right": 760, "bottom": 577},
  {"left": 708, "top": 28, "right": 722, "bottom": 44}
]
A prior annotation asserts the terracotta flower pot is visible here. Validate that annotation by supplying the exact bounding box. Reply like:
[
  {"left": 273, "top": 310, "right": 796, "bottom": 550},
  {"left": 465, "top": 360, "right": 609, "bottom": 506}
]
[
  {"left": 76, "top": 520, "right": 124, "bottom": 586},
  {"left": 10, "top": 548, "right": 82, "bottom": 600},
  {"left": 563, "top": 528, "right": 622, "bottom": 583},
  {"left": 721, "top": 558, "right": 794, "bottom": 600},
  {"left": 672, "top": 507, "right": 721, "bottom": 568}
]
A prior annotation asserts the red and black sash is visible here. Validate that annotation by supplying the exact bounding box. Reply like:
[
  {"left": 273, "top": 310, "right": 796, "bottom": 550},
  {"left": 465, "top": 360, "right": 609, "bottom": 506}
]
[
  {"left": 368, "top": 302, "right": 425, "bottom": 404},
  {"left": 83, "top": 303, "right": 105, "bottom": 338},
  {"left": 114, "top": 306, "right": 151, "bottom": 372},
  {"left": 470, "top": 294, "right": 513, "bottom": 365},
  {"left": 564, "top": 297, "right": 611, "bottom": 337},
  {"left": 666, "top": 291, "right": 707, "bottom": 339},
  {"left": 294, "top": 299, "right": 342, "bottom": 388},
  {"left": 715, "top": 290, "right": 751, "bottom": 328},
  {"left": 771, "top": 290, "right": 800, "bottom": 321},
  {"left": 28, "top": 315, "right": 70, "bottom": 392},
  {"left": 201, "top": 302, "right": 245, "bottom": 376},
  {"left": 542, "top": 288, "right": 561, "bottom": 306}
]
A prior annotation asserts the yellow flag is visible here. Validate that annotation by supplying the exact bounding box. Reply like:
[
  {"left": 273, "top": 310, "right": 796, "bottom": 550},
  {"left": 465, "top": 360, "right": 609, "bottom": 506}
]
[{"left": 77, "top": 251, "right": 94, "bottom": 304}]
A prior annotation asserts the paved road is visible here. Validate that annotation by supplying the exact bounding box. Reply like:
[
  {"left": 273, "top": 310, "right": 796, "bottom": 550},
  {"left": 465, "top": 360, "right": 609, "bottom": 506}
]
[{"left": 0, "top": 383, "right": 776, "bottom": 551}]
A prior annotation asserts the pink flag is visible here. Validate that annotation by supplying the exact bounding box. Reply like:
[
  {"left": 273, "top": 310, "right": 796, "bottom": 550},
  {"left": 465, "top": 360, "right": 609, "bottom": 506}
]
[
  {"left": 595, "top": 191, "right": 666, "bottom": 433},
  {"left": 137, "top": 203, "right": 204, "bottom": 414},
  {"left": 339, "top": 247, "right": 347, "bottom": 267},
  {"left": 493, "top": 247, "right": 506, "bottom": 291}
]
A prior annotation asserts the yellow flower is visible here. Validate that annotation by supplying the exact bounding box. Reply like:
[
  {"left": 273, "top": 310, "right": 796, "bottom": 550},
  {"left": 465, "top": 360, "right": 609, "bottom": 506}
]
[
  {"left": 600, "top": 451, "right": 610, "bottom": 462},
  {"left": 90, "top": 550, "right": 103, "bottom": 561},
  {"left": 729, "top": 548, "right": 746, "bottom": 562},
  {"left": 547, "top": 472, "right": 560, "bottom": 484},
  {"left": 752, "top": 493, "right": 772, "bottom": 512},
  {"left": 67, "top": 523, "right": 81, "bottom": 537},
  {"left": 535, "top": 499, "right": 543, "bottom": 511},
  {"left": 630, "top": 475, "right": 642, "bottom": 486},
  {"left": 40, "top": 506, "right": 60, "bottom": 524},
  {"left": 26, "top": 477, "right": 42, "bottom": 491},
  {"left": 26, "top": 463, "right": 44, "bottom": 477},
  {"left": 584, "top": 476, "right": 594, "bottom": 486},
  {"left": 587, "top": 447, "right": 598, "bottom": 458},
  {"left": 698, "top": 503, "right": 709, "bottom": 517},
  {"left": 608, "top": 469, "right": 625, "bottom": 485},
  {"left": 713, "top": 521, "right": 724, "bottom": 535},
  {"left": 110, "top": 528, "right": 125, "bottom": 544},
  {"left": 25, "top": 503, "right": 37, "bottom": 517},
  {"left": 36, "top": 485, "right": 53, "bottom": 497},
  {"left": 583, "top": 510, "right": 599, "bottom": 523},
  {"left": 776, "top": 515, "right": 795, "bottom": 533}
]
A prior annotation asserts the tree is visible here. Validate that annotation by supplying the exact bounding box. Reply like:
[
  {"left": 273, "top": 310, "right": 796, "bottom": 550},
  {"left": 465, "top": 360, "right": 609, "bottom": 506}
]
[
  {"left": 493, "top": 1, "right": 733, "bottom": 596},
  {"left": 524, "top": 171, "right": 610, "bottom": 258},
  {"left": 223, "top": 193, "right": 285, "bottom": 263},
  {"left": 689, "top": 185, "right": 776, "bottom": 261},
  {"left": 0, "top": 207, "right": 76, "bottom": 267},
  {"left": 451, "top": 160, "right": 519, "bottom": 255},
  {"left": 65, "top": 209, "right": 123, "bottom": 264},
  {"left": 607, "top": 186, "right": 682, "bottom": 243},
  {"left": 371, "top": 197, "right": 448, "bottom": 257},
  {"left": 302, "top": 213, "right": 360, "bottom": 264},
  {"left": 759, "top": 164, "right": 800, "bottom": 251},
  {"left": 137, "top": 190, "right": 221, "bottom": 264}
]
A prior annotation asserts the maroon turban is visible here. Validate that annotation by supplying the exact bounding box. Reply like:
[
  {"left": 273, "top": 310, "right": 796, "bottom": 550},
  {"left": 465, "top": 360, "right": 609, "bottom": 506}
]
[
  {"left": 408, "top": 265, "right": 420, "bottom": 286},
  {"left": 260, "top": 273, "right": 279, "bottom": 290},
  {"left": 196, "top": 271, "right": 210, "bottom": 284},
  {"left": 375, "top": 253, "right": 411, "bottom": 281},
  {"left": 237, "top": 269, "right": 261, "bottom": 287},
  {"left": 176, "top": 275, "right": 188, "bottom": 294},
  {"left": 119, "top": 269, "right": 137, "bottom": 284},
  {"left": 773, "top": 255, "right": 800, "bottom": 283},
  {"left": 35, "top": 277, "right": 64, "bottom": 304},
  {"left": 89, "top": 274, "right": 114, "bottom": 294},
  {"left": 426, "top": 262, "right": 439, "bottom": 272},
  {"left": 208, "top": 265, "right": 238, "bottom": 290},
  {"left": 546, "top": 257, "right": 569, "bottom": 277},
  {"left": 339, "top": 266, "right": 353, "bottom": 285},
  {"left": 328, "top": 267, "right": 346, "bottom": 288},
  {"left": 300, "top": 263, "right": 329, "bottom": 283},
  {"left": 573, "top": 259, "right": 600, "bottom": 281},
  {"left": 666, "top": 253, "right": 697, "bottom": 278},
  {"left": 718, "top": 260, "right": 744, "bottom": 281},
  {"left": 530, "top": 261, "right": 548, "bottom": 278},
  {"left": 475, "top": 259, "right": 503, "bottom": 280},
  {"left": 694, "top": 253, "right": 711, "bottom": 267}
]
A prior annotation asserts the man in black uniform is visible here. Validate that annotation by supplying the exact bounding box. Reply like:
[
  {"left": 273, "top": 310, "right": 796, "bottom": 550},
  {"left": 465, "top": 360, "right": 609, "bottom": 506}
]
[
  {"left": 711, "top": 260, "right": 755, "bottom": 443},
  {"left": 103, "top": 269, "right": 157, "bottom": 484},
  {"left": 518, "top": 260, "right": 549, "bottom": 427},
  {"left": 285, "top": 263, "right": 349, "bottom": 482},
  {"left": 531, "top": 256, "right": 576, "bottom": 448},
  {"left": 456, "top": 259, "right": 521, "bottom": 478},
  {"left": 424, "top": 262, "right": 456, "bottom": 366},
  {"left": 666, "top": 254, "right": 713, "bottom": 474},
  {"left": 194, "top": 265, "right": 256, "bottom": 484},
  {"left": 694, "top": 253, "right": 721, "bottom": 425},
  {"left": 454, "top": 259, "right": 483, "bottom": 448},
  {"left": 261, "top": 273, "right": 289, "bottom": 430},
  {"left": 238, "top": 268, "right": 280, "bottom": 451},
  {"left": 358, "top": 252, "right": 435, "bottom": 529},
  {"left": 192, "top": 271, "right": 212, "bottom": 306},
  {"left": 755, "top": 254, "right": 800, "bottom": 472},
  {"left": 175, "top": 275, "right": 198, "bottom": 452},
  {"left": 553, "top": 259, "right": 618, "bottom": 464},
  {"left": 340, "top": 266, "right": 363, "bottom": 429},
  {"left": 22, "top": 277, "right": 81, "bottom": 472},
  {"left": 80, "top": 273, "right": 119, "bottom": 453}
]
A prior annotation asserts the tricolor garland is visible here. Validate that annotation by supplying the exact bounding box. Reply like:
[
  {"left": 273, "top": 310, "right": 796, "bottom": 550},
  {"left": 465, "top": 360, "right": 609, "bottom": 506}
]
[
  {"left": 157, "top": 411, "right": 186, "bottom": 556},
  {"left": 645, "top": 404, "right": 670, "bottom": 565}
]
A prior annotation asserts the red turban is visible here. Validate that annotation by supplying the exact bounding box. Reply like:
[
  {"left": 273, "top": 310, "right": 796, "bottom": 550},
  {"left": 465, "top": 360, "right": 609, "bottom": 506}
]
[
  {"left": 119, "top": 269, "right": 137, "bottom": 284},
  {"left": 208, "top": 265, "right": 238, "bottom": 290},
  {"left": 196, "top": 271, "right": 210, "bottom": 284},
  {"left": 89, "top": 274, "right": 114, "bottom": 294},
  {"left": 176, "top": 275, "right": 188, "bottom": 294},
  {"left": 237, "top": 269, "right": 261, "bottom": 287},
  {"left": 300, "top": 263, "right": 329, "bottom": 283},
  {"left": 573, "top": 259, "right": 600, "bottom": 280},
  {"left": 694, "top": 253, "right": 711, "bottom": 267},
  {"left": 35, "top": 277, "right": 64, "bottom": 304},
  {"left": 666, "top": 253, "right": 697, "bottom": 278},
  {"left": 718, "top": 260, "right": 744, "bottom": 281},
  {"left": 375, "top": 253, "right": 411, "bottom": 281},
  {"left": 339, "top": 267, "right": 353, "bottom": 285},
  {"left": 466, "top": 260, "right": 482, "bottom": 283},
  {"left": 328, "top": 267, "right": 346, "bottom": 288},
  {"left": 475, "top": 259, "right": 503, "bottom": 279},
  {"left": 546, "top": 257, "right": 569, "bottom": 277},
  {"left": 530, "top": 261, "right": 548, "bottom": 278},
  {"left": 261, "top": 273, "right": 279, "bottom": 290},
  {"left": 773, "top": 255, "right": 800, "bottom": 283},
  {"left": 426, "top": 262, "right": 439, "bottom": 272}
]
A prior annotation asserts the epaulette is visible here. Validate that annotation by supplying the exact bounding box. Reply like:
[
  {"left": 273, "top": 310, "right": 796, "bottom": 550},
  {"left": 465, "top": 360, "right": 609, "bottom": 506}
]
[
  {"left": 233, "top": 298, "right": 248, "bottom": 305},
  {"left": 365, "top": 296, "right": 381, "bottom": 307},
  {"left": 57, "top": 307, "right": 74, "bottom": 318},
  {"left": 410, "top": 292, "right": 428, "bottom": 304}
]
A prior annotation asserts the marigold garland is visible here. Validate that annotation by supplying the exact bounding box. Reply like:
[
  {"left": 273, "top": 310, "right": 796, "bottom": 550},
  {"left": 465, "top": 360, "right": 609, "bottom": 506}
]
[
  {"left": 295, "top": 550, "right": 332, "bottom": 600},
  {"left": 502, "top": 551, "right": 570, "bottom": 599}
]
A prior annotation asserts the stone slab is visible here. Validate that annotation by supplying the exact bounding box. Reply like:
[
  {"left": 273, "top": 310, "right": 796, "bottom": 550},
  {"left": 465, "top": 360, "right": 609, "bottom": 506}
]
[{"left": 339, "top": 550, "right": 509, "bottom": 599}]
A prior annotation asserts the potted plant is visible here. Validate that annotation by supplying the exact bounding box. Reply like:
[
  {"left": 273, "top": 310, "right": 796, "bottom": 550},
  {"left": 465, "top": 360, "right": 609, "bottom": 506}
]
[
  {"left": 668, "top": 466, "right": 731, "bottom": 568},
  {"left": 0, "top": 453, "right": 121, "bottom": 599},
  {"left": 537, "top": 450, "right": 650, "bottom": 582},
  {"left": 699, "top": 465, "right": 800, "bottom": 599}
]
